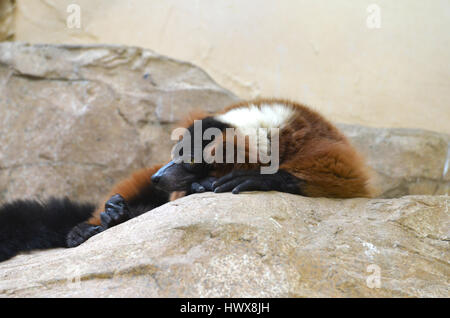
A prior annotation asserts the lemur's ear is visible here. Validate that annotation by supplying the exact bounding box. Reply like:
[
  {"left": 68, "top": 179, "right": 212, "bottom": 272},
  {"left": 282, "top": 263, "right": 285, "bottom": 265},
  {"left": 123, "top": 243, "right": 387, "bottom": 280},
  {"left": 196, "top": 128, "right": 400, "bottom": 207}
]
[{"left": 177, "top": 110, "right": 209, "bottom": 129}]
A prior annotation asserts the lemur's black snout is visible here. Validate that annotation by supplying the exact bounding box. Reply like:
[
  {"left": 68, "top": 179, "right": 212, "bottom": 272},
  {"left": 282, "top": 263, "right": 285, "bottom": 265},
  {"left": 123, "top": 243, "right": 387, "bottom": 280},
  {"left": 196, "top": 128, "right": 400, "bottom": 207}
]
[
  {"left": 151, "top": 161, "right": 177, "bottom": 185},
  {"left": 150, "top": 160, "right": 195, "bottom": 192}
]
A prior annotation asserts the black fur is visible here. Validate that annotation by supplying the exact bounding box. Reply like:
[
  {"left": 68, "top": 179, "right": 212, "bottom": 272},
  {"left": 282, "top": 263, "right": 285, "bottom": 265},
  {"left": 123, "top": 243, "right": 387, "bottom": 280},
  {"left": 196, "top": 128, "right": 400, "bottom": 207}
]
[
  {"left": 0, "top": 179, "right": 171, "bottom": 261},
  {"left": 0, "top": 198, "right": 95, "bottom": 262}
]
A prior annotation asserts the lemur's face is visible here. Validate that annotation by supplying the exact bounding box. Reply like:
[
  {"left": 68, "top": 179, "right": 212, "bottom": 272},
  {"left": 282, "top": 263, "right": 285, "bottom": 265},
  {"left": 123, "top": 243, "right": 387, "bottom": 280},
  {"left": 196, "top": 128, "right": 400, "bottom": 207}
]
[
  {"left": 151, "top": 109, "right": 282, "bottom": 193},
  {"left": 151, "top": 116, "right": 226, "bottom": 192}
]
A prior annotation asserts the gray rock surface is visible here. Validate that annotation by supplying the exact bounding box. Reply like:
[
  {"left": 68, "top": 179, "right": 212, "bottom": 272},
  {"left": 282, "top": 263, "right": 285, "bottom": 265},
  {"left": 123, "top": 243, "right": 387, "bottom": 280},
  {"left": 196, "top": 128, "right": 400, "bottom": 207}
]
[
  {"left": 339, "top": 124, "right": 450, "bottom": 197},
  {"left": 0, "top": 193, "right": 448, "bottom": 297}
]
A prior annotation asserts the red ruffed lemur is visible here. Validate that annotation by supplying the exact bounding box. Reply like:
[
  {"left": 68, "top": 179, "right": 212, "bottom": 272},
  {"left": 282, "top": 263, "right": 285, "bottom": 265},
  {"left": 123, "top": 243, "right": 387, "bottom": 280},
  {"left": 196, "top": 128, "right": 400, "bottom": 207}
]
[{"left": 0, "top": 99, "right": 373, "bottom": 262}]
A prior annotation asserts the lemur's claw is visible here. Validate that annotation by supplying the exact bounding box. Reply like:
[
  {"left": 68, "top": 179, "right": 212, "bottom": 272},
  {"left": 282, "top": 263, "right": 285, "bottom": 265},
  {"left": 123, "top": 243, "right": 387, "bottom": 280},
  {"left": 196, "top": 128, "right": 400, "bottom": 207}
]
[
  {"left": 100, "top": 194, "right": 131, "bottom": 228},
  {"left": 190, "top": 176, "right": 218, "bottom": 194},
  {"left": 66, "top": 223, "right": 103, "bottom": 247}
]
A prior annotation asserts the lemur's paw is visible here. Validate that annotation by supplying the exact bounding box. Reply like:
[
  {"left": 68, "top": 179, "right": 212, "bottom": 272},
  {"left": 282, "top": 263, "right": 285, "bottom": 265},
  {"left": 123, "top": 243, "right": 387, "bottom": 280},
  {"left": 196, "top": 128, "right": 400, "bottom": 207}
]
[
  {"left": 66, "top": 222, "right": 103, "bottom": 247},
  {"left": 100, "top": 194, "right": 131, "bottom": 228},
  {"left": 212, "top": 170, "right": 273, "bottom": 194},
  {"left": 190, "top": 176, "right": 218, "bottom": 193}
]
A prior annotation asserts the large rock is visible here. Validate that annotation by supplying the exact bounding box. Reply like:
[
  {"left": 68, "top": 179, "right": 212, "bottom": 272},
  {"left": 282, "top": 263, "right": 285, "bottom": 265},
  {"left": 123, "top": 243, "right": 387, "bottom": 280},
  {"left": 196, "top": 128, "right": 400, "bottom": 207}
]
[
  {"left": 0, "top": 192, "right": 448, "bottom": 297},
  {"left": 339, "top": 124, "right": 450, "bottom": 197},
  {"left": 0, "top": 43, "right": 238, "bottom": 203}
]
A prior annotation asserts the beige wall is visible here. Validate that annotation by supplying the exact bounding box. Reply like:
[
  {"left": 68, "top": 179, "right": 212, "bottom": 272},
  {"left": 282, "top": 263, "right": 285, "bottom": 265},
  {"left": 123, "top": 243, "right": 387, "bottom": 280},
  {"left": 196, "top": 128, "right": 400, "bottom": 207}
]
[{"left": 13, "top": 0, "right": 450, "bottom": 134}]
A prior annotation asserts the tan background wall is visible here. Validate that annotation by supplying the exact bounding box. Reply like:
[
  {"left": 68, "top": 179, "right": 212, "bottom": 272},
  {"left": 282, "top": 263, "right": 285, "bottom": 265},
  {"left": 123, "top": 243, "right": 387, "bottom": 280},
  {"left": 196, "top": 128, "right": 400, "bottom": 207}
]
[{"left": 12, "top": 0, "right": 450, "bottom": 134}]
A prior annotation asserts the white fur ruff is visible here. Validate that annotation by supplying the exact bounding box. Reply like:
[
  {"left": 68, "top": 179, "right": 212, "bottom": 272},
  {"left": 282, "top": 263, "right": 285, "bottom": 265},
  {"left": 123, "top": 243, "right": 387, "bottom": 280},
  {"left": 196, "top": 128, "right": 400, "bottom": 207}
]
[{"left": 215, "top": 102, "right": 294, "bottom": 156}]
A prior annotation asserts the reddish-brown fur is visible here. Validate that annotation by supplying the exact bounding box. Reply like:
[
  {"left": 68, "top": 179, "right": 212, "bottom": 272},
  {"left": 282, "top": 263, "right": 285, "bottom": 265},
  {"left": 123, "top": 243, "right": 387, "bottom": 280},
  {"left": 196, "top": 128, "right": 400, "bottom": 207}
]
[{"left": 88, "top": 98, "right": 373, "bottom": 224}]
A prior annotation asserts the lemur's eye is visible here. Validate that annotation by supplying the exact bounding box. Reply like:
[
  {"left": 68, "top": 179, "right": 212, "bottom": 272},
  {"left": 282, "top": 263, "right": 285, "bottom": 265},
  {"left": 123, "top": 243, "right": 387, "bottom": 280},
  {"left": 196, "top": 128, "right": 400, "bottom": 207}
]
[{"left": 182, "top": 159, "right": 207, "bottom": 174}]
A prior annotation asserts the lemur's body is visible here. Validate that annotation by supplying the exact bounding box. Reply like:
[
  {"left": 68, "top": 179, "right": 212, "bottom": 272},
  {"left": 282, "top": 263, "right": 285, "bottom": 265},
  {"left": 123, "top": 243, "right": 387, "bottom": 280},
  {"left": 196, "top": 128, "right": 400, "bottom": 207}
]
[{"left": 0, "top": 99, "right": 372, "bottom": 262}]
